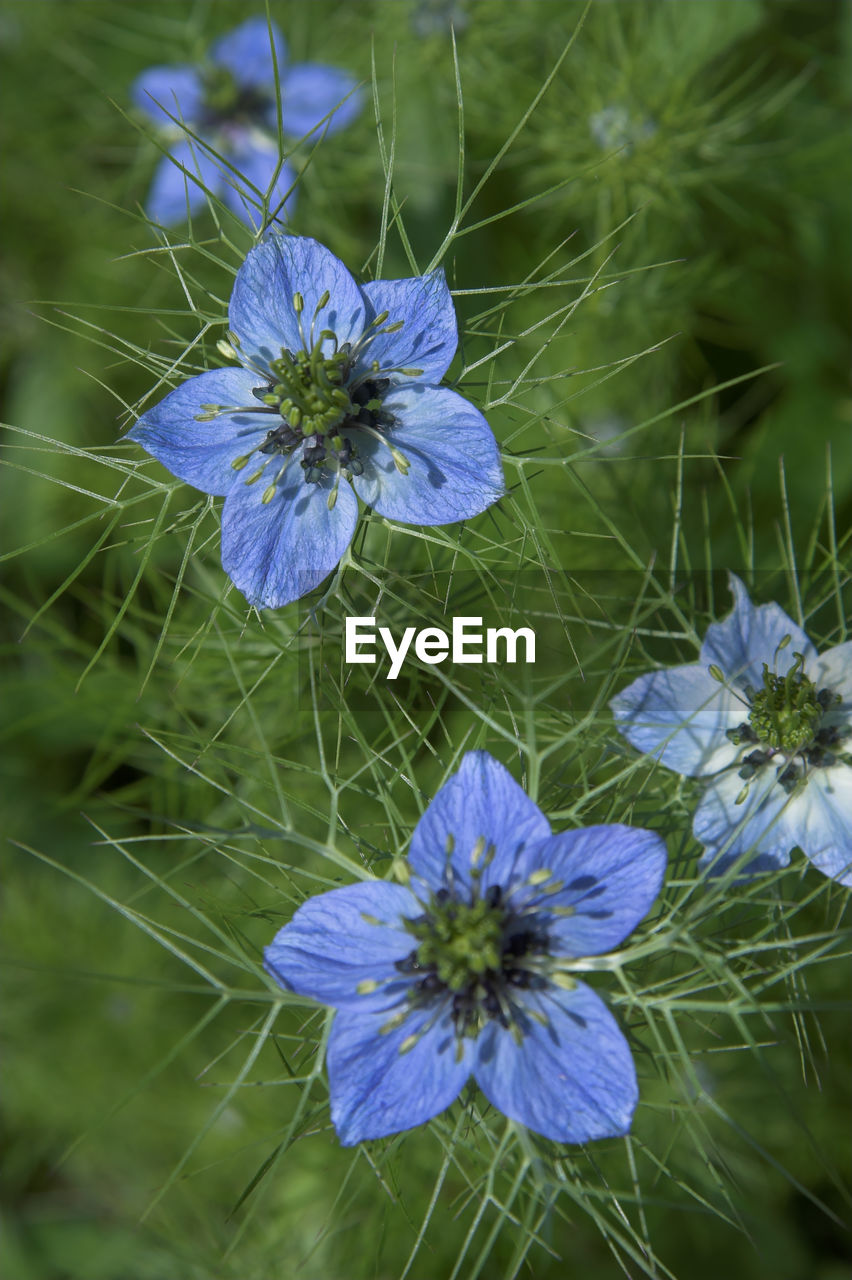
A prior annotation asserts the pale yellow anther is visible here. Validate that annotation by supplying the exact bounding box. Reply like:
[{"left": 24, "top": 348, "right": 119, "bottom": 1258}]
[
  {"left": 551, "top": 972, "right": 578, "bottom": 990},
  {"left": 393, "top": 858, "right": 411, "bottom": 885},
  {"left": 389, "top": 445, "right": 410, "bottom": 475},
  {"left": 356, "top": 979, "right": 381, "bottom": 995},
  {"left": 527, "top": 868, "right": 552, "bottom": 886},
  {"left": 379, "top": 1010, "right": 408, "bottom": 1036},
  {"left": 216, "top": 338, "right": 239, "bottom": 361}
]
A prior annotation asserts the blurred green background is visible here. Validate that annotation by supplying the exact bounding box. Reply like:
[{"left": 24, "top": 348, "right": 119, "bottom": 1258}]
[{"left": 1, "top": 2, "right": 850, "bottom": 1278}]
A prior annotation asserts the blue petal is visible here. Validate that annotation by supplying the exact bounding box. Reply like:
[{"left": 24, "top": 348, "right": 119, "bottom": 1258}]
[
  {"left": 277, "top": 63, "right": 363, "bottom": 138},
  {"left": 700, "top": 573, "right": 817, "bottom": 688},
  {"left": 132, "top": 66, "right": 203, "bottom": 126},
  {"left": 209, "top": 17, "right": 287, "bottom": 89},
  {"left": 812, "top": 641, "right": 852, "bottom": 713},
  {"left": 610, "top": 663, "right": 742, "bottom": 777},
  {"left": 264, "top": 882, "right": 421, "bottom": 1011},
  {"left": 228, "top": 234, "right": 366, "bottom": 371},
  {"left": 780, "top": 765, "right": 852, "bottom": 886},
  {"left": 474, "top": 982, "right": 638, "bottom": 1143},
  {"left": 351, "top": 386, "right": 504, "bottom": 525},
  {"left": 510, "top": 825, "right": 667, "bottom": 956},
  {"left": 127, "top": 367, "right": 269, "bottom": 496},
  {"left": 220, "top": 139, "right": 296, "bottom": 229},
  {"left": 358, "top": 270, "right": 457, "bottom": 385},
  {"left": 327, "top": 1005, "right": 472, "bottom": 1145},
  {"left": 220, "top": 458, "right": 358, "bottom": 608},
  {"left": 694, "top": 767, "right": 793, "bottom": 876},
  {"left": 144, "top": 139, "right": 224, "bottom": 226},
  {"left": 407, "top": 751, "right": 551, "bottom": 896}
]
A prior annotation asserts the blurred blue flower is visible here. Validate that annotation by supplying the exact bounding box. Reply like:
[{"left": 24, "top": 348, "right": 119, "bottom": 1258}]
[
  {"left": 132, "top": 16, "right": 361, "bottom": 227},
  {"left": 611, "top": 573, "right": 852, "bottom": 884},
  {"left": 129, "top": 234, "right": 504, "bottom": 608},
  {"left": 264, "top": 751, "right": 666, "bottom": 1145}
]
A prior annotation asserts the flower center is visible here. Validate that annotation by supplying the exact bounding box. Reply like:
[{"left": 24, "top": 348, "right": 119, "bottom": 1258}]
[
  {"left": 722, "top": 650, "right": 849, "bottom": 795},
  {"left": 746, "top": 656, "right": 822, "bottom": 752},
  {"left": 265, "top": 345, "right": 354, "bottom": 437},
  {"left": 395, "top": 871, "right": 552, "bottom": 1040},
  {"left": 201, "top": 65, "right": 270, "bottom": 125},
  {"left": 405, "top": 892, "right": 506, "bottom": 993},
  {"left": 201, "top": 296, "right": 420, "bottom": 507}
]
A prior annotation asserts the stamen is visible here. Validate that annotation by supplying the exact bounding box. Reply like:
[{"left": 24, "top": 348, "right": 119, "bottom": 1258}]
[
  {"left": 550, "top": 971, "right": 578, "bottom": 990},
  {"left": 216, "top": 338, "right": 240, "bottom": 361},
  {"left": 379, "top": 1010, "right": 409, "bottom": 1036},
  {"left": 358, "top": 425, "right": 410, "bottom": 474},
  {"left": 309, "top": 291, "right": 330, "bottom": 346}
]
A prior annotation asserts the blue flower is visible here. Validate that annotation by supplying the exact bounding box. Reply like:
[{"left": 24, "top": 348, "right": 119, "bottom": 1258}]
[
  {"left": 611, "top": 573, "right": 852, "bottom": 885},
  {"left": 264, "top": 751, "right": 666, "bottom": 1145},
  {"left": 132, "top": 16, "right": 361, "bottom": 227},
  {"left": 128, "top": 234, "right": 505, "bottom": 608}
]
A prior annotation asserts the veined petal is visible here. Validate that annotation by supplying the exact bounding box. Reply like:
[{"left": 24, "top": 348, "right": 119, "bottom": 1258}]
[
  {"left": 132, "top": 66, "right": 203, "bottom": 126},
  {"left": 220, "top": 140, "right": 296, "bottom": 229},
  {"left": 694, "top": 766, "right": 793, "bottom": 876},
  {"left": 781, "top": 765, "right": 852, "bottom": 886},
  {"left": 610, "top": 663, "right": 743, "bottom": 777},
  {"left": 210, "top": 17, "right": 287, "bottom": 89},
  {"left": 701, "top": 573, "right": 816, "bottom": 688},
  {"left": 127, "top": 366, "right": 269, "bottom": 496},
  {"left": 351, "top": 385, "right": 504, "bottom": 525},
  {"left": 220, "top": 458, "right": 357, "bottom": 608},
  {"left": 277, "top": 63, "right": 362, "bottom": 138},
  {"left": 407, "top": 752, "right": 550, "bottom": 896},
  {"left": 474, "top": 982, "right": 638, "bottom": 1143},
  {"left": 811, "top": 641, "right": 852, "bottom": 712},
  {"left": 145, "top": 140, "right": 224, "bottom": 226},
  {"left": 264, "top": 882, "right": 421, "bottom": 1011},
  {"left": 327, "top": 1005, "right": 472, "bottom": 1145},
  {"left": 513, "top": 826, "right": 667, "bottom": 956},
  {"left": 228, "top": 234, "right": 366, "bottom": 370},
  {"left": 358, "top": 271, "right": 458, "bottom": 385}
]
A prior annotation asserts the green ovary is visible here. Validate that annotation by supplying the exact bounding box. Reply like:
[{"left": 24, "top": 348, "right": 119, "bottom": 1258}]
[
  {"left": 266, "top": 344, "right": 353, "bottom": 438},
  {"left": 410, "top": 898, "right": 505, "bottom": 993},
  {"left": 748, "top": 658, "right": 821, "bottom": 752},
  {"left": 204, "top": 65, "right": 240, "bottom": 114}
]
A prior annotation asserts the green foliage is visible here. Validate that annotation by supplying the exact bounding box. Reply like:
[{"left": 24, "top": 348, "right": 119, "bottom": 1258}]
[{"left": 1, "top": 2, "right": 850, "bottom": 1278}]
